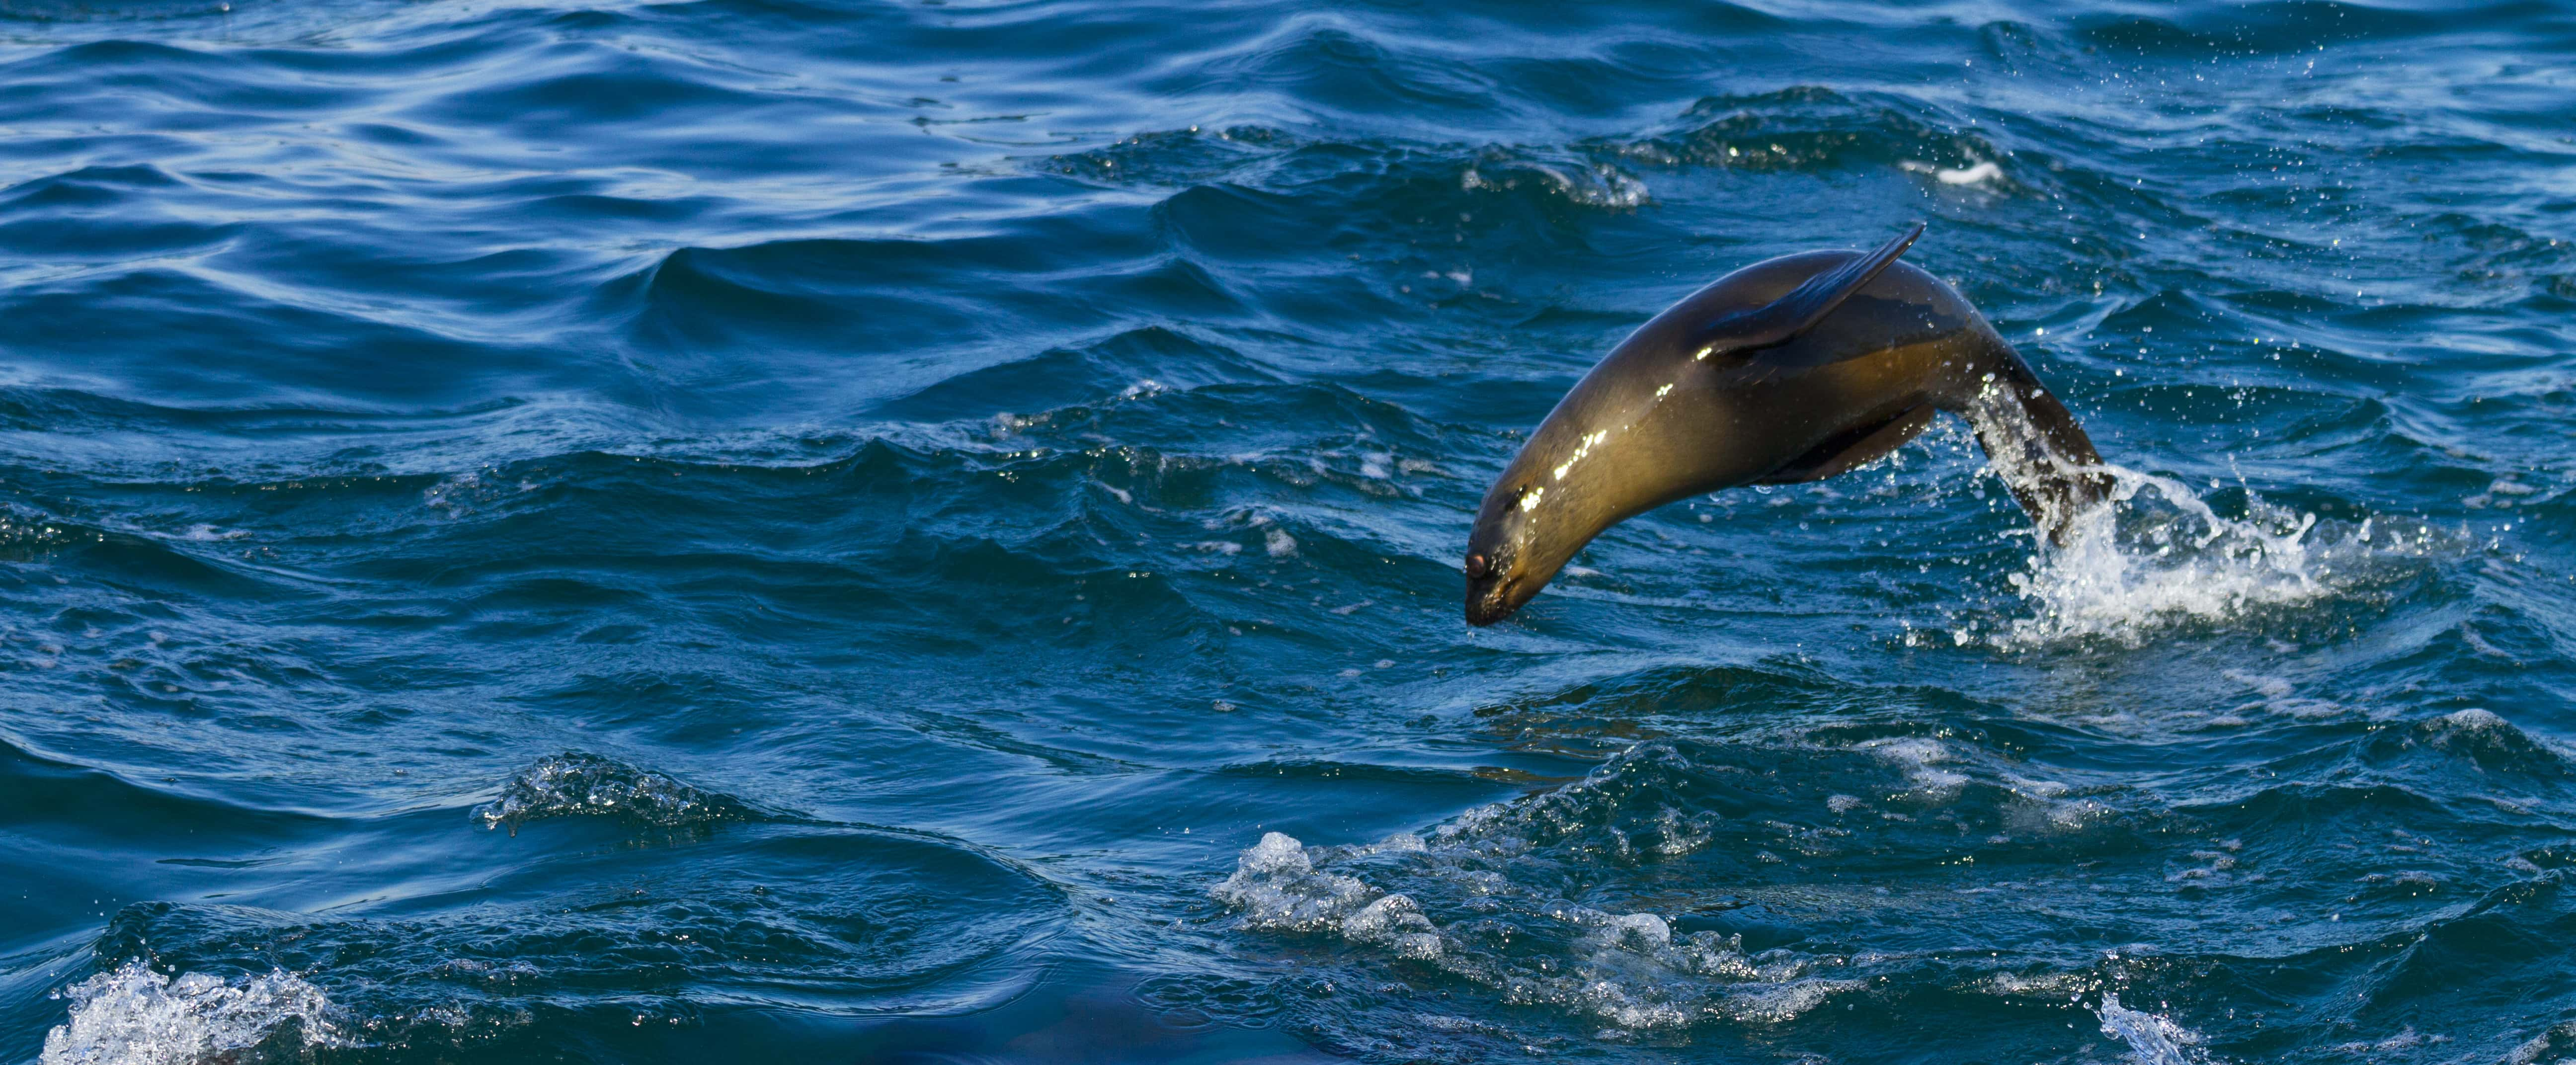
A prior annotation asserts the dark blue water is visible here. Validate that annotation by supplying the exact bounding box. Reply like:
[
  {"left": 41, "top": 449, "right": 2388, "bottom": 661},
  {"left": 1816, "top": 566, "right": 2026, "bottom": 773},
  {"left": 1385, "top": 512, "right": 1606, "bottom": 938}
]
[{"left": 5, "top": 0, "right": 2574, "bottom": 1061}]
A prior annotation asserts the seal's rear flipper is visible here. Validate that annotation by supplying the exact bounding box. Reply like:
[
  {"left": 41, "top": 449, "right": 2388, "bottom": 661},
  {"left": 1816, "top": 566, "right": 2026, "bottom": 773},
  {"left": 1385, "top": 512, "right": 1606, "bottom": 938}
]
[
  {"left": 1960, "top": 347, "right": 2111, "bottom": 546},
  {"left": 1692, "top": 223, "right": 1925, "bottom": 354}
]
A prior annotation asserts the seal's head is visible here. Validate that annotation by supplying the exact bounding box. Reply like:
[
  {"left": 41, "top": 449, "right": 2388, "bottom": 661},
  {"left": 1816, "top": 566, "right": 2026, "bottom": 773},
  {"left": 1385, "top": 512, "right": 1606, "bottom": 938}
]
[
  {"left": 1462, "top": 473, "right": 1581, "bottom": 627},
  {"left": 1461, "top": 481, "right": 1549, "bottom": 628},
  {"left": 1461, "top": 376, "right": 1679, "bottom": 627}
]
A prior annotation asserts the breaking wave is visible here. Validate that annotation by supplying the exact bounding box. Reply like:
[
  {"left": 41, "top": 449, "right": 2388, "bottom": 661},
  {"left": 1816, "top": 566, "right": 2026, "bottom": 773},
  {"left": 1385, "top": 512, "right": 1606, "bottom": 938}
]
[
  {"left": 475, "top": 751, "right": 756, "bottom": 834},
  {"left": 41, "top": 962, "right": 342, "bottom": 1065}
]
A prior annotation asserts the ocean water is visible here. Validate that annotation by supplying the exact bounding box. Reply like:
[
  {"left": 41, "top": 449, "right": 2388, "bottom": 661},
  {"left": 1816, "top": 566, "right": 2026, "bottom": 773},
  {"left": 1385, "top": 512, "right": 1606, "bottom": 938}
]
[{"left": 2, "top": 0, "right": 2573, "bottom": 1061}]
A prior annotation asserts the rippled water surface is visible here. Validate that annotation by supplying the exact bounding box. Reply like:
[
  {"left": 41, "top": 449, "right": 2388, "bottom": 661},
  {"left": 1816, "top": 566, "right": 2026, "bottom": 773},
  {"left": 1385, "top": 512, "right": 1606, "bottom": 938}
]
[{"left": 4, "top": 0, "right": 2574, "bottom": 1061}]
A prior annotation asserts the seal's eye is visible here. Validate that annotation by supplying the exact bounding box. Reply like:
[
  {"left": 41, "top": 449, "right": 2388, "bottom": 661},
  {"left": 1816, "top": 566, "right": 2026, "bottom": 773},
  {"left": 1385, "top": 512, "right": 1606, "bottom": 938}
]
[{"left": 1464, "top": 554, "right": 1493, "bottom": 579}]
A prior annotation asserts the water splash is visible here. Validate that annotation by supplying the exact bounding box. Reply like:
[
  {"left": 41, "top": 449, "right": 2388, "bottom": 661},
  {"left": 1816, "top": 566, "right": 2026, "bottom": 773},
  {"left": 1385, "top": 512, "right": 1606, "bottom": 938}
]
[
  {"left": 1939, "top": 376, "right": 2382, "bottom": 649},
  {"left": 1991, "top": 464, "right": 2346, "bottom": 648},
  {"left": 41, "top": 962, "right": 341, "bottom": 1065},
  {"left": 2096, "top": 993, "right": 2207, "bottom": 1065},
  {"left": 475, "top": 751, "right": 752, "bottom": 834},
  {"left": 1899, "top": 158, "right": 2005, "bottom": 185}
]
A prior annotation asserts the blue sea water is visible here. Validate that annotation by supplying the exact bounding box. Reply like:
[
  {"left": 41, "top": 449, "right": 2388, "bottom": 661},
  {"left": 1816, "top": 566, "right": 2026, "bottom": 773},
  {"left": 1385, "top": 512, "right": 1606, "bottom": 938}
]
[{"left": 2, "top": 0, "right": 2574, "bottom": 1060}]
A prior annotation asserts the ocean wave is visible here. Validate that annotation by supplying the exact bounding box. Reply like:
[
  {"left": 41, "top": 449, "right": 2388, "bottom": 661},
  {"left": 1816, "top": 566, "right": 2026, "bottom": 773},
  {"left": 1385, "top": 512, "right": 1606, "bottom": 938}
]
[
  {"left": 476, "top": 750, "right": 757, "bottom": 834},
  {"left": 1209, "top": 739, "right": 2159, "bottom": 1037},
  {"left": 70, "top": 823, "right": 1067, "bottom": 1053},
  {"left": 1458, "top": 149, "right": 1649, "bottom": 210},
  {"left": 1212, "top": 828, "right": 1859, "bottom": 1033},
  {"left": 873, "top": 326, "right": 1285, "bottom": 424},
  {"left": 1210, "top": 715, "right": 2576, "bottom": 1054},
  {"left": 0, "top": 501, "right": 97, "bottom": 560},
  {"left": 7, "top": 1, "right": 2573, "bottom": 1062},
  {"left": 2363, "top": 708, "right": 2576, "bottom": 782},
  {"left": 41, "top": 962, "right": 341, "bottom": 1065},
  {"left": 1052, "top": 124, "right": 1661, "bottom": 225},
  {"left": 2072, "top": 2, "right": 2440, "bottom": 58},
  {"left": 1610, "top": 86, "right": 2015, "bottom": 184},
  {"left": 1050, "top": 89, "right": 2012, "bottom": 225}
]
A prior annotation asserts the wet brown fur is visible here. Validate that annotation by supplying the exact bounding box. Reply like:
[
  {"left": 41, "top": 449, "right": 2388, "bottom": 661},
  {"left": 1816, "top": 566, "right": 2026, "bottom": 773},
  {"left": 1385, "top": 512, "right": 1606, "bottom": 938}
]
[{"left": 1463, "top": 230, "right": 2106, "bottom": 626}]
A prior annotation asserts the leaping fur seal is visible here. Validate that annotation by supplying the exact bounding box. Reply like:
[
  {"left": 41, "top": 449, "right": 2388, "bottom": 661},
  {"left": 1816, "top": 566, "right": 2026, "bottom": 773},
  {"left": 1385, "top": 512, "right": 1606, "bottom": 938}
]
[{"left": 1463, "top": 223, "right": 2108, "bottom": 626}]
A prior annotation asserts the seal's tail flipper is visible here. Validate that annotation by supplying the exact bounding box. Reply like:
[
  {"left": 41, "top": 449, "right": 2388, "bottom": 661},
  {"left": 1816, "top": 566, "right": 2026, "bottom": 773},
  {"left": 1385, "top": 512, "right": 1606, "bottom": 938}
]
[
  {"left": 1694, "top": 222, "right": 1925, "bottom": 353},
  {"left": 1962, "top": 346, "right": 2111, "bottom": 545}
]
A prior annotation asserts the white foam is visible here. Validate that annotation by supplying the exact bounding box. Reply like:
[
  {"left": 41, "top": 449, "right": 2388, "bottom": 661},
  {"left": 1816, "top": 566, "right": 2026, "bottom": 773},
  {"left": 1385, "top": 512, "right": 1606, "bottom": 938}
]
[
  {"left": 1861, "top": 738, "right": 1968, "bottom": 799},
  {"left": 2096, "top": 993, "right": 2205, "bottom": 1065},
  {"left": 43, "top": 962, "right": 341, "bottom": 1065},
  {"left": 1992, "top": 464, "right": 2349, "bottom": 649},
  {"left": 1717, "top": 979, "right": 1863, "bottom": 1024},
  {"left": 1900, "top": 159, "right": 2005, "bottom": 185},
  {"left": 1209, "top": 832, "right": 1379, "bottom": 932},
  {"left": 1213, "top": 808, "right": 1855, "bottom": 1035},
  {"left": 2421, "top": 707, "right": 2563, "bottom": 762},
  {"left": 1987, "top": 970, "right": 2089, "bottom": 997},
  {"left": 2509, "top": 1023, "right": 2576, "bottom": 1065},
  {"left": 2431, "top": 707, "right": 2509, "bottom": 734},
  {"left": 420, "top": 470, "right": 483, "bottom": 513},
  {"left": 2220, "top": 669, "right": 2293, "bottom": 698}
]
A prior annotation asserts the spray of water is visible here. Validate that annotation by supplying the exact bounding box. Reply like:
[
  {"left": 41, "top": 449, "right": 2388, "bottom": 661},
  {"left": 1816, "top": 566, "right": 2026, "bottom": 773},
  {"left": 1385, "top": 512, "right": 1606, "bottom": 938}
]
[
  {"left": 1956, "top": 385, "right": 2419, "bottom": 650},
  {"left": 42, "top": 962, "right": 342, "bottom": 1065},
  {"left": 1992, "top": 463, "right": 2338, "bottom": 648},
  {"left": 2096, "top": 992, "right": 2208, "bottom": 1065}
]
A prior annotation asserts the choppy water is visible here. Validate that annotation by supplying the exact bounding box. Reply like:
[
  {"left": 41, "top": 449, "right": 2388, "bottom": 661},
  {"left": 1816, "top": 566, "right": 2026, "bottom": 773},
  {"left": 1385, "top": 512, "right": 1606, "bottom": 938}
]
[{"left": 3, "top": 0, "right": 2573, "bottom": 1061}]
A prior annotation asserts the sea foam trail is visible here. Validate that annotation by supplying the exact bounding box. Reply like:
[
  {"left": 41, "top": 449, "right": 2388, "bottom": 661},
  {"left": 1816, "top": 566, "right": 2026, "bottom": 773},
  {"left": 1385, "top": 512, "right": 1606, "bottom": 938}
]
[{"left": 42, "top": 962, "right": 341, "bottom": 1065}]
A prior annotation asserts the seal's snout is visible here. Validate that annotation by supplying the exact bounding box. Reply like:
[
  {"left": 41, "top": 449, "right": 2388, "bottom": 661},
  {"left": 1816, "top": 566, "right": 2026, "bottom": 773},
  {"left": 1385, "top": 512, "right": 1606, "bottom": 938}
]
[
  {"left": 1462, "top": 550, "right": 1522, "bottom": 627},
  {"left": 1464, "top": 483, "right": 1541, "bottom": 625}
]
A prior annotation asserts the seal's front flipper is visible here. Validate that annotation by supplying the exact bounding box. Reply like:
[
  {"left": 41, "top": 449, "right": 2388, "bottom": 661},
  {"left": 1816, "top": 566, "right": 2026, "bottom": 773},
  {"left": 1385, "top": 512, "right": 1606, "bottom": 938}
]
[
  {"left": 1694, "top": 222, "right": 1925, "bottom": 354},
  {"left": 1959, "top": 348, "right": 2110, "bottom": 545},
  {"left": 1756, "top": 405, "right": 1934, "bottom": 485}
]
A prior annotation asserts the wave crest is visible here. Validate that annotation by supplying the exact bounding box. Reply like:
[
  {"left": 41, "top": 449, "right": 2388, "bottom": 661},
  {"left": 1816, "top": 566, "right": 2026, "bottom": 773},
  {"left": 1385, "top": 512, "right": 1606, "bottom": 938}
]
[
  {"left": 476, "top": 751, "right": 754, "bottom": 834},
  {"left": 1610, "top": 86, "right": 2012, "bottom": 184},
  {"left": 1212, "top": 827, "right": 1852, "bottom": 1033},
  {"left": 42, "top": 962, "right": 341, "bottom": 1065}
]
